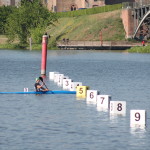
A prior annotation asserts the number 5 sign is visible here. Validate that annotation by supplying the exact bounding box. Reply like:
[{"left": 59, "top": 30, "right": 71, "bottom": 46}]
[
  {"left": 76, "top": 86, "right": 89, "bottom": 99},
  {"left": 130, "top": 110, "right": 146, "bottom": 127},
  {"left": 110, "top": 101, "right": 126, "bottom": 115}
]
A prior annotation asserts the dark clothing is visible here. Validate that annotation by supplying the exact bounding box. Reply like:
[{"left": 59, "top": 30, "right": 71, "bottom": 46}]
[
  {"left": 34, "top": 82, "right": 45, "bottom": 92},
  {"left": 34, "top": 82, "right": 40, "bottom": 91}
]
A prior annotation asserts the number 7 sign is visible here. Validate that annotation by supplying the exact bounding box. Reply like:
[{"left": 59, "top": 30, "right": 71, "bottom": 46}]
[{"left": 97, "top": 95, "right": 111, "bottom": 109}]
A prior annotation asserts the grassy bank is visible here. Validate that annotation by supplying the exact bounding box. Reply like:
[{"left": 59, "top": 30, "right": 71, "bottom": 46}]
[
  {"left": 1, "top": 9, "right": 149, "bottom": 53},
  {"left": 48, "top": 10, "right": 125, "bottom": 42},
  {"left": 1, "top": 10, "right": 126, "bottom": 50},
  {"left": 128, "top": 45, "right": 150, "bottom": 53},
  {"left": 57, "top": 4, "right": 122, "bottom": 17}
]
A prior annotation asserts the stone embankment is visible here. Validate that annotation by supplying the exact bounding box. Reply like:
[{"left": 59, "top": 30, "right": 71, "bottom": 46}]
[{"left": 57, "top": 40, "right": 142, "bottom": 50}]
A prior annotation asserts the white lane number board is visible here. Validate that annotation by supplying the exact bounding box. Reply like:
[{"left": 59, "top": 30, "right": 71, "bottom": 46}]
[
  {"left": 110, "top": 101, "right": 126, "bottom": 115},
  {"left": 57, "top": 74, "right": 64, "bottom": 87},
  {"left": 86, "top": 90, "right": 98, "bottom": 104},
  {"left": 70, "top": 82, "right": 82, "bottom": 91},
  {"left": 97, "top": 95, "right": 111, "bottom": 109},
  {"left": 24, "top": 88, "right": 28, "bottom": 92},
  {"left": 63, "top": 79, "right": 72, "bottom": 90},
  {"left": 49, "top": 72, "right": 59, "bottom": 80},
  {"left": 130, "top": 110, "right": 146, "bottom": 127}
]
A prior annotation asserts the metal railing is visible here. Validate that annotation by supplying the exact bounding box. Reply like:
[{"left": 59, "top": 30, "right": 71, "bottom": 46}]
[
  {"left": 57, "top": 40, "right": 142, "bottom": 47},
  {"left": 122, "top": 0, "right": 150, "bottom": 9}
]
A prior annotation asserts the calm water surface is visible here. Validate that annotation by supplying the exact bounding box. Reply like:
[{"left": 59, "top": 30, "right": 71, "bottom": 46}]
[{"left": 0, "top": 50, "right": 150, "bottom": 150}]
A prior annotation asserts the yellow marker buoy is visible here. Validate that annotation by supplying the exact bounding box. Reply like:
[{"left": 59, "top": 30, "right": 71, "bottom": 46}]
[{"left": 76, "top": 86, "right": 89, "bottom": 99}]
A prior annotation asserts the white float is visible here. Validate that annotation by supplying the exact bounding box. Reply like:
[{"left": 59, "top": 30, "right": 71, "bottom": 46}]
[
  {"left": 110, "top": 101, "right": 126, "bottom": 115},
  {"left": 57, "top": 74, "right": 64, "bottom": 87},
  {"left": 130, "top": 110, "right": 146, "bottom": 127},
  {"left": 70, "top": 82, "right": 82, "bottom": 91},
  {"left": 63, "top": 76, "right": 69, "bottom": 79},
  {"left": 97, "top": 95, "right": 111, "bottom": 110},
  {"left": 63, "top": 79, "right": 72, "bottom": 90},
  {"left": 49, "top": 72, "right": 59, "bottom": 80},
  {"left": 54, "top": 73, "right": 60, "bottom": 83},
  {"left": 86, "top": 90, "right": 99, "bottom": 104},
  {"left": 24, "top": 88, "right": 28, "bottom": 92}
]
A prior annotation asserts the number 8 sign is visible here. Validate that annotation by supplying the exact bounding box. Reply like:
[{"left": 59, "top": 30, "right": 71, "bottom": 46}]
[
  {"left": 110, "top": 101, "right": 126, "bottom": 115},
  {"left": 130, "top": 110, "right": 146, "bottom": 127}
]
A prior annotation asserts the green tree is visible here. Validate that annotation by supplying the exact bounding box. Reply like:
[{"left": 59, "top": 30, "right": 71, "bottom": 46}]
[
  {"left": 0, "top": 6, "right": 15, "bottom": 34},
  {"left": 5, "top": 0, "right": 57, "bottom": 45}
]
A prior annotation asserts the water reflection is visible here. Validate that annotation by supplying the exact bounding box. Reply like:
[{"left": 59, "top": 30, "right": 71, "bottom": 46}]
[
  {"left": 110, "top": 113, "right": 126, "bottom": 118},
  {"left": 96, "top": 107, "right": 108, "bottom": 112},
  {"left": 130, "top": 127, "right": 146, "bottom": 137},
  {"left": 109, "top": 113, "right": 126, "bottom": 125},
  {"left": 86, "top": 101, "right": 97, "bottom": 105},
  {"left": 76, "top": 98, "right": 85, "bottom": 101},
  {"left": 0, "top": 50, "right": 150, "bottom": 150}
]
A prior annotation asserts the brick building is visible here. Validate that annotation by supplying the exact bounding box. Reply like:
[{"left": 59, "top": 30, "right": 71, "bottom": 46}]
[
  {"left": 46, "top": 0, "right": 105, "bottom": 12},
  {"left": 46, "top": 0, "right": 136, "bottom": 12},
  {"left": 105, "top": 0, "right": 135, "bottom": 5},
  {"left": 0, "top": 0, "right": 20, "bottom": 6},
  {"left": 1, "top": 0, "right": 136, "bottom": 12}
]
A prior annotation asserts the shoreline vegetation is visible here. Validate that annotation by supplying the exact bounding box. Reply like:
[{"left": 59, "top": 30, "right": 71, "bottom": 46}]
[
  {"left": 0, "top": 4, "right": 149, "bottom": 53},
  {"left": 128, "top": 45, "right": 150, "bottom": 53},
  {"left": 1, "top": 42, "right": 150, "bottom": 53}
]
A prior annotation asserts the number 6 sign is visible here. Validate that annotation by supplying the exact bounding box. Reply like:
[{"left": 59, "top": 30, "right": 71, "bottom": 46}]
[
  {"left": 86, "top": 90, "right": 98, "bottom": 104},
  {"left": 130, "top": 110, "right": 146, "bottom": 127}
]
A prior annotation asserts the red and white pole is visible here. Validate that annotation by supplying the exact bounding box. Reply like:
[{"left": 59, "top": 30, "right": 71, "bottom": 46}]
[{"left": 41, "top": 34, "right": 48, "bottom": 76}]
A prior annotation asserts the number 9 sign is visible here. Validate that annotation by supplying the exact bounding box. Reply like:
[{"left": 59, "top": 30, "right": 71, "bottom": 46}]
[{"left": 130, "top": 110, "right": 146, "bottom": 127}]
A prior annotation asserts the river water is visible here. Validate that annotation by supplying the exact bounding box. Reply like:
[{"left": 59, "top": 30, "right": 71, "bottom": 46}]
[{"left": 0, "top": 50, "right": 150, "bottom": 150}]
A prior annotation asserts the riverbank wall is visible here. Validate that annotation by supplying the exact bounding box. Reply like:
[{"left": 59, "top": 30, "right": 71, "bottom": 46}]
[{"left": 57, "top": 40, "right": 142, "bottom": 50}]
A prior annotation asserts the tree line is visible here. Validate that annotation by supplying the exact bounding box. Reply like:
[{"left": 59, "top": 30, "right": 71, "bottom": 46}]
[{"left": 0, "top": 0, "right": 57, "bottom": 46}]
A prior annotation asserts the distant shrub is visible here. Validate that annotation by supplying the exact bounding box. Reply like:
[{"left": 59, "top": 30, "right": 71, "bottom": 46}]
[
  {"left": 128, "top": 45, "right": 150, "bottom": 53},
  {"left": 57, "top": 4, "right": 122, "bottom": 18}
]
